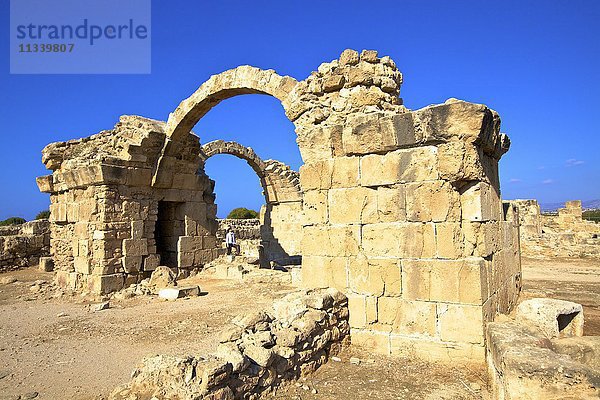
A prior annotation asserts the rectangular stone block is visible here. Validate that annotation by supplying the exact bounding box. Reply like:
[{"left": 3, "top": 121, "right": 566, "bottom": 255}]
[
  {"left": 402, "top": 258, "right": 487, "bottom": 305},
  {"left": 389, "top": 335, "right": 485, "bottom": 363},
  {"left": 122, "top": 238, "right": 148, "bottom": 257},
  {"left": 303, "top": 190, "right": 328, "bottom": 225},
  {"left": 143, "top": 254, "right": 160, "bottom": 271},
  {"left": 373, "top": 186, "right": 406, "bottom": 223},
  {"left": 435, "top": 222, "right": 464, "bottom": 259},
  {"left": 460, "top": 181, "right": 501, "bottom": 222},
  {"left": 178, "top": 251, "right": 194, "bottom": 268},
  {"left": 328, "top": 187, "right": 377, "bottom": 224},
  {"left": 348, "top": 294, "right": 367, "bottom": 328},
  {"left": 122, "top": 256, "right": 142, "bottom": 274},
  {"left": 350, "top": 329, "right": 391, "bottom": 354},
  {"left": 299, "top": 160, "right": 333, "bottom": 190},
  {"left": 74, "top": 256, "right": 92, "bottom": 275},
  {"left": 437, "top": 303, "right": 484, "bottom": 344},
  {"left": 378, "top": 297, "right": 436, "bottom": 336},
  {"left": 87, "top": 273, "right": 125, "bottom": 294},
  {"left": 405, "top": 181, "right": 460, "bottom": 222},
  {"left": 360, "top": 147, "right": 438, "bottom": 187},
  {"left": 301, "top": 256, "right": 347, "bottom": 291},
  {"left": 301, "top": 226, "right": 360, "bottom": 257},
  {"left": 331, "top": 157, "right": 360, "bottom": 188},
  {"left": 348, "top": 257, "right": 401, "bottom": 297},
  {"left": 178, "top": 236, "right": 203, "bottom": 253},
  {"left": 341, "top": 113, "right": 400, "bottom": 155},
  {"left": 362, "top": 223, "right": 435, "bottom": 259},
  {"left": 131, "top": 220, "right": 144, "bottom": 238}
]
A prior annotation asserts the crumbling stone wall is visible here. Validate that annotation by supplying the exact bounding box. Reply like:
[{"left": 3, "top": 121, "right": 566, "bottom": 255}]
[
  {"left": 37, "top": 117, "right": 220, "bottom": 293},
  {"left": 510, "top": 199, "right": 600, "bottom": 258},
  {"left": 110, "top": 288, "right": 349, "bottom": 400},
  {"left": 0, "top": 220, "right": 50, "bottom": 273},
  {"left": 200, "top": 140, "right": 303, "bottom": 263},
  {"left": 39, "top": 49, "right": 519, "bottom": 362}
]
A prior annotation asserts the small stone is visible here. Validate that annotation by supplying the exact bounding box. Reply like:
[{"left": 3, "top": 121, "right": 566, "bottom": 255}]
[
  {"left": 21, "top": 392, "right": 39, "bottom": 399},
  {"left": 312, "top": 388, "right": 318, "bottom": 394},
  {"left": 301, "top": 385, "right": 309, "bottom": 391},
  {"left": 469, "top": 382, "right": 481, "bottom": 391},
  {"left": 0, "top": 277, "right": 17, "bottom": 285},
  {"left": 0, "top": 370, "right": 10, "bottom": 380},
  {"left": 349, "top": 357, "right": 361, "bottom": 365},
  {"left": 56, "top": 312, "right": 67, "bottom": 317},
  {"left": 91, "top": 301, "right": 110, "bottom": 312},
  {"left": 331, "top": 356, "right": 341, "bottom": 362},
  {"left": 158, "top": 286, "right": 200, "bottom": 301}
]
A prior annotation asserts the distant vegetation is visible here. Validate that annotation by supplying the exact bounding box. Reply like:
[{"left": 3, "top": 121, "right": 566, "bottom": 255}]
[
  {"left": 35, "top": 210, "right": 51, "bottom": 220},
  {"left": 583, "top": 209, "right": 600, "bottom": 222},
  {"left": 0, "top": 217, "right": 26, "bottom": 226},
  {"left": 227, "top": 207, "right": 259, "bottom": 219}
]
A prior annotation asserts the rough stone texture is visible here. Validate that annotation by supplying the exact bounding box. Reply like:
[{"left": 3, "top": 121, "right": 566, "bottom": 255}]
[
  {"left": 110, "top": 288, "right": 349, "bottom": 400},
  {"left": 38, "top": 49, "right": 519, "bottom": 362},
  {"left": 509, "top": 199, "right": 600, "bottom": 258},
  {"left": 0, "top": 220, "right": 50, "bottom": 273},
  {"left": 487, "top": 299, "right": 600, "bottom": 400},
  {"left": 516, "top": 298, "right": 584, "bottom": 339}
]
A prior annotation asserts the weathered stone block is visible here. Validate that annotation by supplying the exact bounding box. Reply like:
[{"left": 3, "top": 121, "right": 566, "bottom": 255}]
[
  {"left": 405, "top": 180, "right": 460, "bottom": 222},
  {"left": 362, "top": 223, "right": 435, "bottom": 258},
  {"left": 301, "top": 256, "right": 347, "bottom": 291},
  {"left": 402, "top": 258, "right": 487, "bottom": 305},
  {"left": 348, "top": 257, "right": 401, "bottom": 297},
  {"left": 143, "top": 254, "right": 160, "bottom": 271},
  {"left": 348, "top": 294, "right": 367, "bottom": 328},
  {"left": 122, "top": 256, "right": 142, "bottom": 273},
  {"left": 299, "top": 160, "right": 333, "bottom": 190},
  {"left": 438, "top": 303, "right": 484, "bottom": 344},
  {"left": 360, "top": 147, "right": 438, "bottom": 187},
  {"left": 87, "top": 273, "right": 125, "bottom": 294},
  {"left": 351, "top": 329, "right": 391, "bottom": 354},
  {"left": 378, "top": 297, "right": 436, "bottom": 336},
  {"left": 122, "top": 239, "right": 148, "bottom": 257},
  {"left": 302, "top": 190, "right": 328, "bottom": 225},
  {"left": 331, "top": 156, "right": 360, "bottom": 188},
  {"left": 301, "top": 226, "right": 360, "bottom": 257},
  {"left": 460, "top": 182, "right": 501, "bottom": 222},
  {"left": 328, "top": 187, "right": 377, "bottom": 224}
]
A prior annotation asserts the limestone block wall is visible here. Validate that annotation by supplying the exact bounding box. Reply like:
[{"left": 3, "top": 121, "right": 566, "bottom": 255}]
[
  {"left": 509, "top": 199, "right": 542, "bottom": 238},
  {"left": 38, "top": 116, "right": 219, "bottom": 293},
  {"left": 292, "top": 50, "right": 517, "bottom": 362},
  {"left": 0, "top": 220, "right": 50, "bottom": 273}
]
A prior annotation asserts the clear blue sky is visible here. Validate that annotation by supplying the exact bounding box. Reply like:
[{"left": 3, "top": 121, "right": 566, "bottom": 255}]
[{"left": 1, "top": 0, "right": 599, "bottom": 219}]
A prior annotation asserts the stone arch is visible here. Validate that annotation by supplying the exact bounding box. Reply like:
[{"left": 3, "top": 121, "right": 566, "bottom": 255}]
[
  {"left": 152, "top": 66, "right": 299, "bottom": 186},
  {"left": 199, "top": 140, "right": 301, "bottom": 205},
  {"left": 198, "top": 140, "right": 303, "bottom": 264}
]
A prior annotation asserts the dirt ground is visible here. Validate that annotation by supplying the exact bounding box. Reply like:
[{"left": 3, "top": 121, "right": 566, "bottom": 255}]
[
  {"left": 521, "top": 256, "right": 600, "bottom": 336},
  {"left": 0, "top": 256, "right": 598, "bottom": 400}
]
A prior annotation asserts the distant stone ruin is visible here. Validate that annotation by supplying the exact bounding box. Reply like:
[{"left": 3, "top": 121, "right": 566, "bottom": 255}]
[
  {"left": 0, "top": 220, "right": 50, "bottom": 273},
  {"left": 510, "top": 199, "right": 600, "bottom": 258},
  {"left": 37, "top": 49, "right": 520, "bottom": 362}
]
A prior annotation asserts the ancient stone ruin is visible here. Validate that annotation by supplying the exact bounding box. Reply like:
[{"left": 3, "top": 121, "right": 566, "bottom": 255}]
[
  {"left": 510, "top": 199, "right": 600, "bottom": 258},
  {"left": 37, "top": 49, "right": 521, "bottom": 362},
  {"left": 0, "top": 219, "right": 50, "bottom": 273}
]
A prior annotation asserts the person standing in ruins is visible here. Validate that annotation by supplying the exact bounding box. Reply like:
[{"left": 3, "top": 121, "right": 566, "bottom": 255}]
[{"left": 225, "top": 227, "right": 238, "bottom": 255}]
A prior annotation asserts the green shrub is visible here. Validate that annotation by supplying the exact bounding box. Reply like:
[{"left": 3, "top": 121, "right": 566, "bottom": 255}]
[
  {"left": 226, "top": 207, "right": 259, "bottom": 219},
  {"left": 0, "top": 217, "right": 26, "bottom": 226},
  {"left": 583, "top": 209, "right": 600, "bottom": 222},
  {"left": 35, "top": 210, "right": 51, "bottom": 220}
]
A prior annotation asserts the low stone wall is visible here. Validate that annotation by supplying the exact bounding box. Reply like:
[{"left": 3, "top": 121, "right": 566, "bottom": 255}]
[
  {"left": 487, "top": 298, "right": 600, "bottom": 400},
  {"left": 217, "top": 219, "right": 261, "bottom": 259},
  {"left": 110, "top": 288, "right": 349, "bottom": 400},
  {"left": 509, "top": 200, "right": 600, "bottom": 258},
  {"left": 0, "top": 220, "right": 50, "bottom": 273}
]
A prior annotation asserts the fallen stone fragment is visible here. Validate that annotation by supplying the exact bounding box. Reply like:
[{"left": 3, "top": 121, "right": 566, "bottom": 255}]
[
  {"left": 0, "top": 370, "right": 10, "bottom": 380},
  {"left": 158, "top": 286, "right": 200, "bottom": 301},
  {"left": 349, "top": 357, "right": 360, "bottom": 365},
  {"left": 39, "top": 257, "right": 54, "bottom": 272},
  {"left": 331, "top": 356, "right": 341, "bottom": 362},
  {"left": 21, "top": 392, "right": 39, "bottom": 399},
  {"left": 0, "top": 277, "right": 17, "bottom": 285},
  {"left": 56, "top": 312, "right": 67, "bottom": 317},
  {"left": 91, "top": 301, "right": 110, "bottom": 312}
]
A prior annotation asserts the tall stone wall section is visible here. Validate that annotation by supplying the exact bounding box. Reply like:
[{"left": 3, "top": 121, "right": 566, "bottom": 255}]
[
  {"left": 37, "top": 117, "right": 219, "bottom": 293},
  {"left": 0, "top": 220, "right": 50, "bottom": 273},
  {"left": 283, "top": 50, "right": 518, "bottom": 362},
  {"left": 510, "top": 199, "right": 600, "bottom": 258},
  {"left": 217, "top": 218, "right": 261, "bottom": 258}
]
